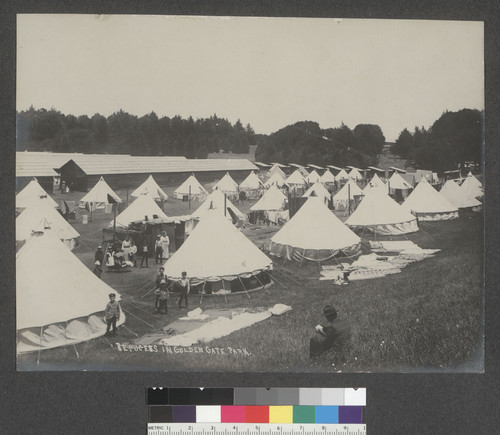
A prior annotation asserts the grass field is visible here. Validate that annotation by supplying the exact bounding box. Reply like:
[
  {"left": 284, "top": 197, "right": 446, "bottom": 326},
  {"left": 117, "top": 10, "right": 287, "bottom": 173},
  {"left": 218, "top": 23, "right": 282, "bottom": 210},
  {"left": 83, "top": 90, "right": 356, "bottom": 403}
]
[{"left": 17, "top": 180, "right": 483, "bottom": 372}]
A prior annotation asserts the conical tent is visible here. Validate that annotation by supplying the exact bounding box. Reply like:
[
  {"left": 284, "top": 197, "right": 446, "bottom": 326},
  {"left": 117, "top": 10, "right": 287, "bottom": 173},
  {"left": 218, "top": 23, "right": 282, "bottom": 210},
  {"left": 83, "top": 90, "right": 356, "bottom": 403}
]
[
  {"left": 268, "top": 164, "right": 287, "bottom": 179},
  {"left": 285, "top": 170, "right": 307, "bottom": 187},
  {"left": 264, "top": 172, "right": 286, "bottom": 188},
  {"left": 306, "top": 169, "right": 320, "bottom": 184},
  {"left": 388, "top": 172, "right": 412, "bottom": 190},
  {"left": 80, "top": 176, "right": 122, "bottom": 209},
  {"left": 345, "top": 188, "right": 419, "bottom": 235},
  {"left": 192, "top": 190, "right": 245, "bottom": 222},
  {"left": 130, "top": 175, "right": 168, "bottom": 201},
  {"left": 174, "top": 174, "right": 208, "bottom": 201},
  {"left": 239, "top": 171, "right": 263, "bottom": 198},
  {"left": 16, "top": 229, "right": 125, "bottom": 353},
  {"left": 348, "top": 168, "right": 363, "bottom": 180},
  {"left": 302, "top": 181, "right": 331, "bottom": 205},
  {"left": 16, "top": 178, "right": 59, "bottom": 209},
  {"left": 164, "top": 211, "right": 272, "bottom": 285},
  {"left": 250, "top": 185, "right": 287, "bottom": 211},
  {"left": 461, "top": 173, "right": 484, "bottom": 199},
  {"left": 336, "top": 169, "right": 349, "bottom": 180},
  {"left": 112, "top": 193, "right": 170, "bottom": 228},
  {"left": 16, "top": 201, "right": 80, "bottom": 250},
  {"left": 440, "top": 180, "right": 482, "bottom": 210},
  {"left": 403, "top": 178, "right": 458, "bottom": 221},
  {"left": 239, "top": 171, "right": 263, "bottom": 190},
  {"left": 320, "top": 170, "right": 336, "bottom": 184},
  {"left": 270, "top": 197, "right": 361, "bottom": 262},
  {"left": 332, "top": 179, "right": 363, "bottom": 209},
  {"left": 213, "top": 172, "right": 239, "bottom": 194}
]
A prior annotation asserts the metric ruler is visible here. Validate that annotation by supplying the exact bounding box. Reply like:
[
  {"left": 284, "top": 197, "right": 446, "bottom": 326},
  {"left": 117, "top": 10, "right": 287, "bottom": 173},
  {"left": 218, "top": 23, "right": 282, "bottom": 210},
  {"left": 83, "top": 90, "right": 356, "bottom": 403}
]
[{"left": 147, "top": 423, "right": 366, "bottom": 435}]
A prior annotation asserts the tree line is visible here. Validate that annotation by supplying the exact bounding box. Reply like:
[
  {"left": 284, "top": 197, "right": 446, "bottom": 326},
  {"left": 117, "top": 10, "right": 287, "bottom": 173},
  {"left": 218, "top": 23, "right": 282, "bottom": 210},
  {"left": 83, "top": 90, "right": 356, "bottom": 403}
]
[
  {"left": 255, "top": 121, "right": 386, "bottom": 168},
  {"left": 16, "top": 107, "right": 256, "bottom": 157},
  {"left": 392, "top": 109, "right": 483, "bottom": 172}
]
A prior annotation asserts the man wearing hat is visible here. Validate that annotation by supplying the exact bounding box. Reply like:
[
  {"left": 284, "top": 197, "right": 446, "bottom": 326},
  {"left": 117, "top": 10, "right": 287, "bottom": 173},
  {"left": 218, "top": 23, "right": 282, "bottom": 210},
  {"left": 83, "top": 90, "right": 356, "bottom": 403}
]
[
  {"left": 154, "top": 266, "right": 167, "bottom": 311},
  {"left": 155, "top": 234, "right": 163, "bottom": 264},
  {"left": 309, "top": 305, "right": 349, "bottom": 358},
  {"left": 104, "top": 293, "right": 121, "bottom": 337},
  {"left": 94, "top": 245, "right": 104, "bottom": 278}
]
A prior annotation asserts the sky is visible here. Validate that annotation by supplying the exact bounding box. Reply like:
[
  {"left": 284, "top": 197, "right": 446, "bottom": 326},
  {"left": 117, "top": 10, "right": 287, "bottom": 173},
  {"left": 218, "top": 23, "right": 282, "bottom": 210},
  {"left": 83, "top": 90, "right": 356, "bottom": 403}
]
[{"left": 17, "top": 15, "right": 484, "bottom": 142}]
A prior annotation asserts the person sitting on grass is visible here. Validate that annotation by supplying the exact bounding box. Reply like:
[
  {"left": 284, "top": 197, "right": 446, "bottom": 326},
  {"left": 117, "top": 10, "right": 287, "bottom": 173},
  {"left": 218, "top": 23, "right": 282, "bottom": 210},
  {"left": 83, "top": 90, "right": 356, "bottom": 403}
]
[{"left": 309, "top": 304, "right": 350, "bottom": 358}]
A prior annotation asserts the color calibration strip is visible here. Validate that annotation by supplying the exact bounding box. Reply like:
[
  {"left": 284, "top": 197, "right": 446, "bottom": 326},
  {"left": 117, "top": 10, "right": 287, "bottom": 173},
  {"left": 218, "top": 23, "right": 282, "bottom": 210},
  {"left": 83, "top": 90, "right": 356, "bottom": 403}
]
[{"left": 147, "top": 388, "right": 366, "bottom": 424}]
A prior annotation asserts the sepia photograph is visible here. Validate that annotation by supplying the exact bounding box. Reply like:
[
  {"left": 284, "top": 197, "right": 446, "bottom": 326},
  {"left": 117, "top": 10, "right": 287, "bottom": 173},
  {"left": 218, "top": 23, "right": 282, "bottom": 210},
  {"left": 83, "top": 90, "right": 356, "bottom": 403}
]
[{"left": 15, "top": 15, "right": 484, "bottom": 372}]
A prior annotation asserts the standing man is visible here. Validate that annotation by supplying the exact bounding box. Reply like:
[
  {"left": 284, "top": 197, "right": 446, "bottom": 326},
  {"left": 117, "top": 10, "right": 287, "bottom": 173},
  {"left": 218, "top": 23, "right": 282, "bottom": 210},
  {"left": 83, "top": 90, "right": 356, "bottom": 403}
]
[
  {"left": 154, "top": 234, "right": 163, "bottom": 264},
  {"left": 177, "top": 271, "right": 190, "bottom": 309},
  {"left": 94, "top": 245, "right": 104, "bottom": 278},
  {"left": 157, "top": 278, "right": 169, "bottom": 314},
  {"left": 129, "top": 240, "right": 137, "bottom": 267},
  {"left": 140, "top": 241, "right": 150, "bottom": 268},
  {"left": 104, "top": 293, "right": 121, "bottom": 337},
  {"left": 154, "top": 266, "right": 166, "bottom": 311},
  {"left": 160, "top": 231, "right": 170, "bottom": 260}
]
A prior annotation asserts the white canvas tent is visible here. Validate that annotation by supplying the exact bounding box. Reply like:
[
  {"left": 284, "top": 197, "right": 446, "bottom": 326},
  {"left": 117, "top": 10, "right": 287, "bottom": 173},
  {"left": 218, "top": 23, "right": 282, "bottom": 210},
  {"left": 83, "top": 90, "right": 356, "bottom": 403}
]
[
  {"left": 306, "top": 169, "right": 321, "bottom": 184},
  {"left": 285, "top": 170, "right": 307, "bottom": 188},
  {"left": 348, "top": 168, "right": 363, "bottom": 180},
  {"left": 268, "top": 163, "right": 287, "bottom": 179},
  {"left": 239, "top": 171, "right": 263, "bottom": 199},
  {"left": 111, "top": 193, "right": 170, "bottom": 228},
  {"left": 192, "top": 190, "right": 245, "bottom": 222},
  {"left": 270, "top": 197, "right": 361, "bottom": 262},
  {"left": 403, "top": 178, "right": 459, "bottom": 221},
  {"left": 164, "top": 211, "right": 273, "bottom": 288},
  {"left": 345, "top": 189, "right": 419, "bottom": 235},
  {"left": 16, "top": 178, "right": 59, "bottom": 209},
  {"left": 460, "top": 172, "right": 484, "bottom": 199},
  {"left": 79, "top": 176, "right": 122, "bottom": 209},
  {"left": 332, "top": 179, "right": 363, "bottom": 210},
  {"left": 336, "top": 168, "right": 349, "bottom": 181},
  {"left": 174, "top": 174, "right": 208, "bottom": 201},
  {"left": 440, "top": 180, "right": 482, "bottom": 210},
  {"left": 16, "top": 228, "right": 125, "bottom": 353},
  {"left": 264, "top": 172, "right": 286, "bottom": 188},
  {"left": 250, "top": 185, "right": 287, "bottom": 212},
  {"left": 363, "top": 173, "right": 387, "bottom": 193},
  {"left": 130, "top": 175, "right": 168, "bottom": 201},
  {"left": 388, "top": 172, "right": 412, "bottom": 191},
  {"left": 320, "top": 169, "right": 336, "bottom": 185},
  {"left": 16, "top": 201, "right": 80, "bottom": 250},
  {"left": 212, "top": 172, "right": 239, "bottom": 195},
  {"left": 302, "top": 181, "right": 331, "bottom": 205}
]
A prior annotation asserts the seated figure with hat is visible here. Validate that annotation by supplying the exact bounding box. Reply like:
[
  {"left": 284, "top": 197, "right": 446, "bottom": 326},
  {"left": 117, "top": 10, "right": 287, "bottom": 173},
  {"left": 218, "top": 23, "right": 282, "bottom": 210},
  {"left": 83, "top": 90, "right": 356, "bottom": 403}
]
[{"left": 309, "top": 304, "right": 350, "bottom": 358}]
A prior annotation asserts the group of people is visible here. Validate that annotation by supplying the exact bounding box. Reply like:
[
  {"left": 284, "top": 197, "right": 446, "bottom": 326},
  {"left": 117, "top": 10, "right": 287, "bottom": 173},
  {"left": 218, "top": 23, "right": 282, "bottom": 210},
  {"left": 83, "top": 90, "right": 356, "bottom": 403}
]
[{"left": 154, "top": 266, "right": 190, "bottom": 314}]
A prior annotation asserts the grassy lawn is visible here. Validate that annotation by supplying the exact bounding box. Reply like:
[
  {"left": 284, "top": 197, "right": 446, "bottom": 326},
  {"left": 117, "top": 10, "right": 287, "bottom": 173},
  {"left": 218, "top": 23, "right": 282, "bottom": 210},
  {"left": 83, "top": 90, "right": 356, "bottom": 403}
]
[{"left": 17, "top": 181, "right": 483, "bottom": 372}]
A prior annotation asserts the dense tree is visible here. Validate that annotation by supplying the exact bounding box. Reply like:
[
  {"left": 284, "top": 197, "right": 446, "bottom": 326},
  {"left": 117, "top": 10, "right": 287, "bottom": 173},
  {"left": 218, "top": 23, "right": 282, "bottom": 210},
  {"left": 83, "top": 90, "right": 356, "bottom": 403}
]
[
  {"left": 17, "top": 108, "right": 257, "bottom": 158},
  {"left": 255, "top": 121, "right": 382, "bottom": 167},
  {"left": 391, "top": 109, "right": 482, "bottom": 172}
]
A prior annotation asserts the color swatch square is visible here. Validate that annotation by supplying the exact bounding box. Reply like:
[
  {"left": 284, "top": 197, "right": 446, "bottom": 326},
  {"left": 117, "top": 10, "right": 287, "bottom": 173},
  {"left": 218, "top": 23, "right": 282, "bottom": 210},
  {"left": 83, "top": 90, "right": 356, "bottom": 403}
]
[
  {"left": 344, "top": 388, "right": 366, "bottom": 406},
  {"left": 269, "top": 406, "right": 293, "bottom": 423},
  {"left": 299, "top": 388, "right": 322, "bottom": 405},
  {"left": 277, "top": 388, "right": 300, "bottom": 405},
  {"left": 256, "top": 388, "right": 280, "bottom": 405},
  {"left": 149, "top": 406, "right": 173, "bottom": 423},
  {"left": 315, "top": 406, "right": 339, "bottom": 423},
  {"left": 245, "top": 406, "right": 269, "bottom": 423},
  {"left": 196, "top": 406, "right": 221, "bottom": 423},
  {"left": 293, "top": 406, "right": 315, "bottom": 423},
  {"left": 173, "top": 406, "right": 196, "bottom": 422},
  {"left": 321, "top": 389, "right": 344, "bottom": 405},
  {"left": 221, "top": 406, "right": 246, "bottom": 423},
  {"left": 338, "top": 406, "right": 363, "bottom": 424},
  {"left": 234, "top": 389, "right": 257, "bottom": 405}
]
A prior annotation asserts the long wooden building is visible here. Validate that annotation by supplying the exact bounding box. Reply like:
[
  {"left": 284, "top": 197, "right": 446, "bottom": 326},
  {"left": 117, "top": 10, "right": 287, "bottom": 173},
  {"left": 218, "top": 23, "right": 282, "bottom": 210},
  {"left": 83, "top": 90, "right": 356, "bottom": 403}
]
[{"left": 16, "top": 151, "right": 257, "bottom": 193}]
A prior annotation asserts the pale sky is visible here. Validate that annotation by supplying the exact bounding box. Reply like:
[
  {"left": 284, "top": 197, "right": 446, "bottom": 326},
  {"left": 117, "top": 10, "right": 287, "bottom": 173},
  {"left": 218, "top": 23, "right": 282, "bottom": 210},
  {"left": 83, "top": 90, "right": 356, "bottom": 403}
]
[{"left": 17, "top": 15, "right": 484, "bottom": 142}]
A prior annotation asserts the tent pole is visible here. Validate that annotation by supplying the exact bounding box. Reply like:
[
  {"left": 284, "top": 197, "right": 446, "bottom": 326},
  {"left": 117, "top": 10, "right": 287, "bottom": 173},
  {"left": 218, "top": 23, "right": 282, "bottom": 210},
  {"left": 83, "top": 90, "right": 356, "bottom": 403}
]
[
  {"left": 299, "top": 248, "right": 306, "bottom": 267},
  {"left": 126, "top": 188, "right": 129, "bottom": 207},
  {"left": 221, "top": 279, "right": 227, "bottom": 303},
  {"left": 189, "top": 185, "right": 191, "bottom": 210},
  {"left": 37, "top": 326, "right": 43, "bottom": 366},
  {"left": 113, "top": 203, "right": 117, "bottom": 242},
  {"left": 254, "top": 272, "right": 270, "bottom": 294},
  {"left": 90, "top": 202, "right": 93, "bottom": 222},
  {"left": 238, "top": 276, "right": 251, "bottom": 299},
  {"left": 200, "top": 280, "right": 206, "bottom": 305},
  {"left": 348, "top": 183, "right": 351, "bottom": 215}
]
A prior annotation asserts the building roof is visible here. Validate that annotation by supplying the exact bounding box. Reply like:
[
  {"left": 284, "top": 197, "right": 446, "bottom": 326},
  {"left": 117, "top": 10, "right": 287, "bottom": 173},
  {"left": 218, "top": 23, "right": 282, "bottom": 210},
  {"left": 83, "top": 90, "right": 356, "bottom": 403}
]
[{"left": 17, "top": 151, "right": 256, "bottom": 178}]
